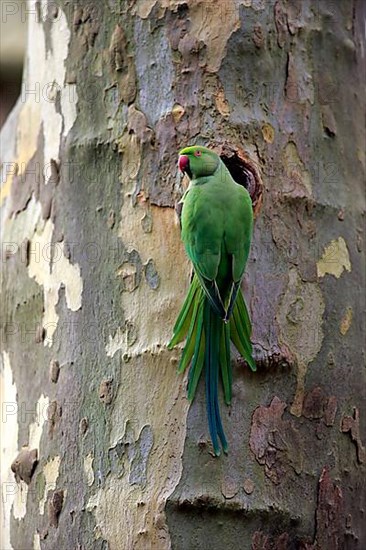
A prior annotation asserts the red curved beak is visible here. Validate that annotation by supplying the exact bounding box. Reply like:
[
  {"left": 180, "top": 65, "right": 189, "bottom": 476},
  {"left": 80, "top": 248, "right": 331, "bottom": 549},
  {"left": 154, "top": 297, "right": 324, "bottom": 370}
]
[{"left": 178, "top": 155, "right": 189, "bottom": 173}]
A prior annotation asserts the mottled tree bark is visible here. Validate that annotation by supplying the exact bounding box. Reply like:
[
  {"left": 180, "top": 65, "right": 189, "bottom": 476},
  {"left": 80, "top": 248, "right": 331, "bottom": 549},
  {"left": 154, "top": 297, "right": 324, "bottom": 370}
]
[{"left": 1, "top": 1, "right": 365, "bottom": 549}]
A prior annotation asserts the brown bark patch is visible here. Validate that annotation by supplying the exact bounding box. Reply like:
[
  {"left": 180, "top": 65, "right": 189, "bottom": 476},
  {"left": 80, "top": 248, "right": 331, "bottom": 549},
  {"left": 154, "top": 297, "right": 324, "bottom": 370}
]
[
  {"left": 48, "top": 489, "right": 64, "bottom": 528},
  {"left": 99, "top": 379, "right": 114, "bottom": 405},
  {"left": 252, "top": 530, "right": 289, "bottom": 550},
  {"left": 314, "top": 466, "right": 344, "bottom": 550},
  {"left": 249, "top": 396, "right": 303, "bottom": 484},
  {"left": 302, "top": 387, "right": 338, "bottom": 428},
  {"left": 11, "top": 448, "right": 38, "bottom": 485},
  {"left": 341, "top": 407, "right": 366, "bottom": 464},
  {"left": 47, "top": 400, "right": 62, "bottom": 439},
  {"left": 49, "top": 359, "right": 60, "bottom": 383}
]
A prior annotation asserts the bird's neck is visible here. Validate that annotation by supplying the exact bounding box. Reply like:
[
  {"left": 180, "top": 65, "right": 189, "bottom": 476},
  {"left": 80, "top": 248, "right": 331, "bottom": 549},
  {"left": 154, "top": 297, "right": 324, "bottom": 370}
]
[{"left": 189, "top": 162, "right": 232, "bottom": 187}]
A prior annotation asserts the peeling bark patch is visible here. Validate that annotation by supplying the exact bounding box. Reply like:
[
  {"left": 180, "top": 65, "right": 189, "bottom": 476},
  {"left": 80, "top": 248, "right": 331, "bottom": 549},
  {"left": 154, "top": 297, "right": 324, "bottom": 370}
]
[
  {"left": 48, "top": 489, "right": 64, "bottom": 528},
  {"left": 28, "top": 5, "right": 77, "bottom": 182},
  {"left": 109, "top": 24, "right": 136, "bottom": 104},
  {"left": 129, "top": 425, "right": 154, "bottom": 486},
  {"left": 106, "top": 321, "right": 138, "bottom": 358},
  {"left": 314, "top": 467, "right": 344, "bottom": 549},
  {"left": 187, "top": 0, "right": 244, "bottom": 73},
  {"left": 99, "top": 379, "right": 114, "bottom": 405},
  {"left": 243, "top": 478, "right": 255, "bottom": 495},
  {"left": 47, "top": 400, "right": 62, "bottom": 439},
  {"left": 72, "top": 4, "right": 99, "bottom": 50},
  {"left": 29, "top": 394, "right": 50, "bottom": 451},
  {"left": 341, "top": 408, "right": 365, "bottom": 464},
  {"left": 274, "top": 1, "right": 288, "bottom": 48},
  {"left": 84, "top": 454, "right": 95, "bottom": 486},
  {"left": 252, "top": 530, "right": 290, "bottom": 550},
  {"left": 221, "top": 477, "right": 239, "bottom": 499},
  {"left": 322, "top": 104, "right": 337, "bottom": 137},
  {"left": 141, "top": 211, "right": 153, "bottom": 233},
  {"left": 302, "top": 387, "right": 337, "bottom": 427},
  {"left": 91, "top": 351, "right": 189, "bottom": 549},
  {"left": 1, "top": 352, "right": 19, "bottom": 546},
  {"left": 144, "top": 258, "right": 160, "bottom": 290},
  {"left": 323, "top": 396, "right": 338, "bottom": 427},
  {"left": 276, "top": 268, "right": 324, "bottom": 416},
  {"left": 33, "top": 532, "right": 41, "bottom": 550},
  {"left": 262, "top": 123, "right": 275, "bottom": 144},
  {"left": 118, "top": 262, "right": 139, "bottom": 292},
  {"left": 39, "top": 456, "right": 61, "bottom": 515},
  {"left": 339, "top": 307, "right": 353, "bottom": 335},
  {"left": 285, "top": 51, "right": 314, "bottom": 104},
  {"left": 317, "top": 237, "right": 351, "bottom": 278},
  {"left": 49, "top": 359, "right": 60, "bottom": 383},
  {"left": 172, "top": 103, "right": 185, "bottom": 123},
  {"left": 283, "top": 142, "right": 312, "bottom": 198},
  {"left": 302, "top": 386, "right": 326, "bottom": 420},
  {"left": 79, "top": 417, "right": 89, "bottom": 435},
  {"left": 117, "top": 248, "right": 144, "bottom": 292},
  {"left": 11, "top": 448, "right": 38, "bottom": 485},
  {"left": 134, "top": 17, "right": 174, "bottom": 124},
  {"left": 249, "top": 396, "right": 303, "bottom": 484},
  {"left": 27, "top": 216, "right": 83, "bottom": 346},
  {"left": 108, "top": 423, "right": 153, "bottom": 487},
  {"left": 214, "top": 87, "right": 230, "bottom": 117}
]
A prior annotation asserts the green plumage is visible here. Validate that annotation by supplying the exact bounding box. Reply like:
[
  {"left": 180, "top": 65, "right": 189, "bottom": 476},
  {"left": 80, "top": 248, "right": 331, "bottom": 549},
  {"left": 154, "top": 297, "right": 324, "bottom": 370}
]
[{"left": 168, "top": 145, "right": 256, "bottom": 455}]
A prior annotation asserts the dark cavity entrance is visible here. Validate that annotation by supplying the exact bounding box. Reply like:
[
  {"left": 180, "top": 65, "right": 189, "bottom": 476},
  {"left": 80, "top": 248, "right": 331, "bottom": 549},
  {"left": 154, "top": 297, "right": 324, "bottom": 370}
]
[{"left": 213, "top": 143, "right": 263, "bottom": 216}]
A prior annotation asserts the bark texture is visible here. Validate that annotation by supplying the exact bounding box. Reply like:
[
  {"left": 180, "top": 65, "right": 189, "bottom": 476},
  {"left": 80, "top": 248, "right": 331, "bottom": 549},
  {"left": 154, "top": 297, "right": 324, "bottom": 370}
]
[{"left": 1, "top": 1, "right": 365, "bottom": 549}]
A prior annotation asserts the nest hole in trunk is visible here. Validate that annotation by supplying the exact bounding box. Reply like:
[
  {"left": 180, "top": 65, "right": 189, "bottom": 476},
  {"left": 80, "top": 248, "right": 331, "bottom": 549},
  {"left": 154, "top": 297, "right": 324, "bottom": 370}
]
[{"left": 213, "top": 143, "right": 263, "bottom": 216}]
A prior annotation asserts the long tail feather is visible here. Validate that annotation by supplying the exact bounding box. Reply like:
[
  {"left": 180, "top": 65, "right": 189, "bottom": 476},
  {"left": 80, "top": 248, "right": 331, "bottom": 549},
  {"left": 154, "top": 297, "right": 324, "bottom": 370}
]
[
  {"left": 187, "top": 305, "right": 205, "bottom": 399},
  {"left": 169, "top": 279, "right": 255, "bottom": 455},
  {"left": 230, "top": 290, "right": 256, "bottom": 372},
  {"left": 204, "top": 300, "right": 227, "bottom": 455},
  {"left": 177, "top": 296, "right": 200, "bottom": 373},
  {"left": 168, "top": 275, "right": 201, "bottom": 349},
  {"left": 220, "top": 322, "right": 232, "bottom": 405}
]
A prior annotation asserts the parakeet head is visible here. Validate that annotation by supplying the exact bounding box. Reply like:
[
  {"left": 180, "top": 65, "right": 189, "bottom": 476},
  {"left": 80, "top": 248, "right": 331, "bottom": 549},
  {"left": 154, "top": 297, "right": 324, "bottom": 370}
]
[{"left": 178, "top": 146, "right": 220, "bottom": 179}]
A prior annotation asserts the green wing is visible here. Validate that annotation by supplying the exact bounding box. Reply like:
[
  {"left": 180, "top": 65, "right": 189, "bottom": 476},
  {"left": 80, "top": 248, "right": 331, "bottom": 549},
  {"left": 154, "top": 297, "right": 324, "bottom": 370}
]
[
  {"left": 180, "top": 170, "right": 253, "bottom": 317},
  {"left": 181, "top": 183, "right": 227, "bottom": 317}
]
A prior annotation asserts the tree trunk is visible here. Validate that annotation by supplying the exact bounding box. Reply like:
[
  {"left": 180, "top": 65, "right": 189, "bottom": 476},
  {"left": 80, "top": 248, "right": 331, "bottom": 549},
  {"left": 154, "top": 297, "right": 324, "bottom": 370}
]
[{"left": 1, "top": 1, "right": 364, "bottom": 549}]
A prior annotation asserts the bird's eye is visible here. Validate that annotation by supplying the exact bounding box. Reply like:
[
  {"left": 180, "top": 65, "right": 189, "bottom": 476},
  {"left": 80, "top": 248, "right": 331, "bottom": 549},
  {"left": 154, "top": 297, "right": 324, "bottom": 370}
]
[{"left": 194, "top": 151, "right": 202, "bottom": 157}]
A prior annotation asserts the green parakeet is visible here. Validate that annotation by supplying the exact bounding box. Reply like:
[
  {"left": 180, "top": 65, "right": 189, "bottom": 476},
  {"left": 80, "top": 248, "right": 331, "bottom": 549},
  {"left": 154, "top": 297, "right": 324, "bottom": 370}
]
[{"left": 168, "top": 145, "right": 256, "bottom": 456}]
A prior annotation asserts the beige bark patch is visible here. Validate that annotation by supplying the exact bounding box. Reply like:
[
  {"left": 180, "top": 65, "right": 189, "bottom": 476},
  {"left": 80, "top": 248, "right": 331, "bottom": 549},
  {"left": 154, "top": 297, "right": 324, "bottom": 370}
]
[
  {"left": 28, "top": 218, "right": 83, "bottom": 346},
  {"left": 276, "top": 268, "right": 325, "bottom": 416},
  {"left": 33, "top": 532, "right": 41, "bottom": 550},
  {"left": 12, "top": 394, "right": 49, "bottom": 520},
  {"left": 136, "top": 0, "right": 246, "bottom": 72},
  {"left": 215, "top": 88, "right": 230, "bottom": 117},
  {"left": 172, "top": 103, "right": 185, "bottom": 123},
  {"left": 98, "top": 114, "right": 191, "bottom": 546},
  {"left": 283, "top": 141, "right": 312, "bottom": 197},
  {"left": 317, "top": 237, "right": 351, "bottom": 279},
  {"left": 187, "top": 0, "right": 245, "bottom": 72},
  {"left": 340, "top": 307, "right": 353, "bottom": 335},
  {"left": 29, "top": 394, "right": 50, "bottom": 451},
  {"left": 84, "top": 454, "right": 95, "bottom": 487},
  {"left": 1, "top": 195, "right": 42, "bottom": 245},
  {"left": 1, "top": 1, "right": 77, "bottom": 205},
  {"left": 111, "top": 204, "right": 190, "bottom": 357},
  {"left": 1, "top": 352, "right": 19, "bottom": 547},
  {"left": 39, "top": 456, "right": 61, "bottom": 515},
  {"left": 135, "top": 0, "right": 158, "bottom": 18},
  {"left": 262, "top": 123, "right": 275, "bottom": 143},
  {"left": 88, "top": 351, "right": 189, "bottom": 550}
]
